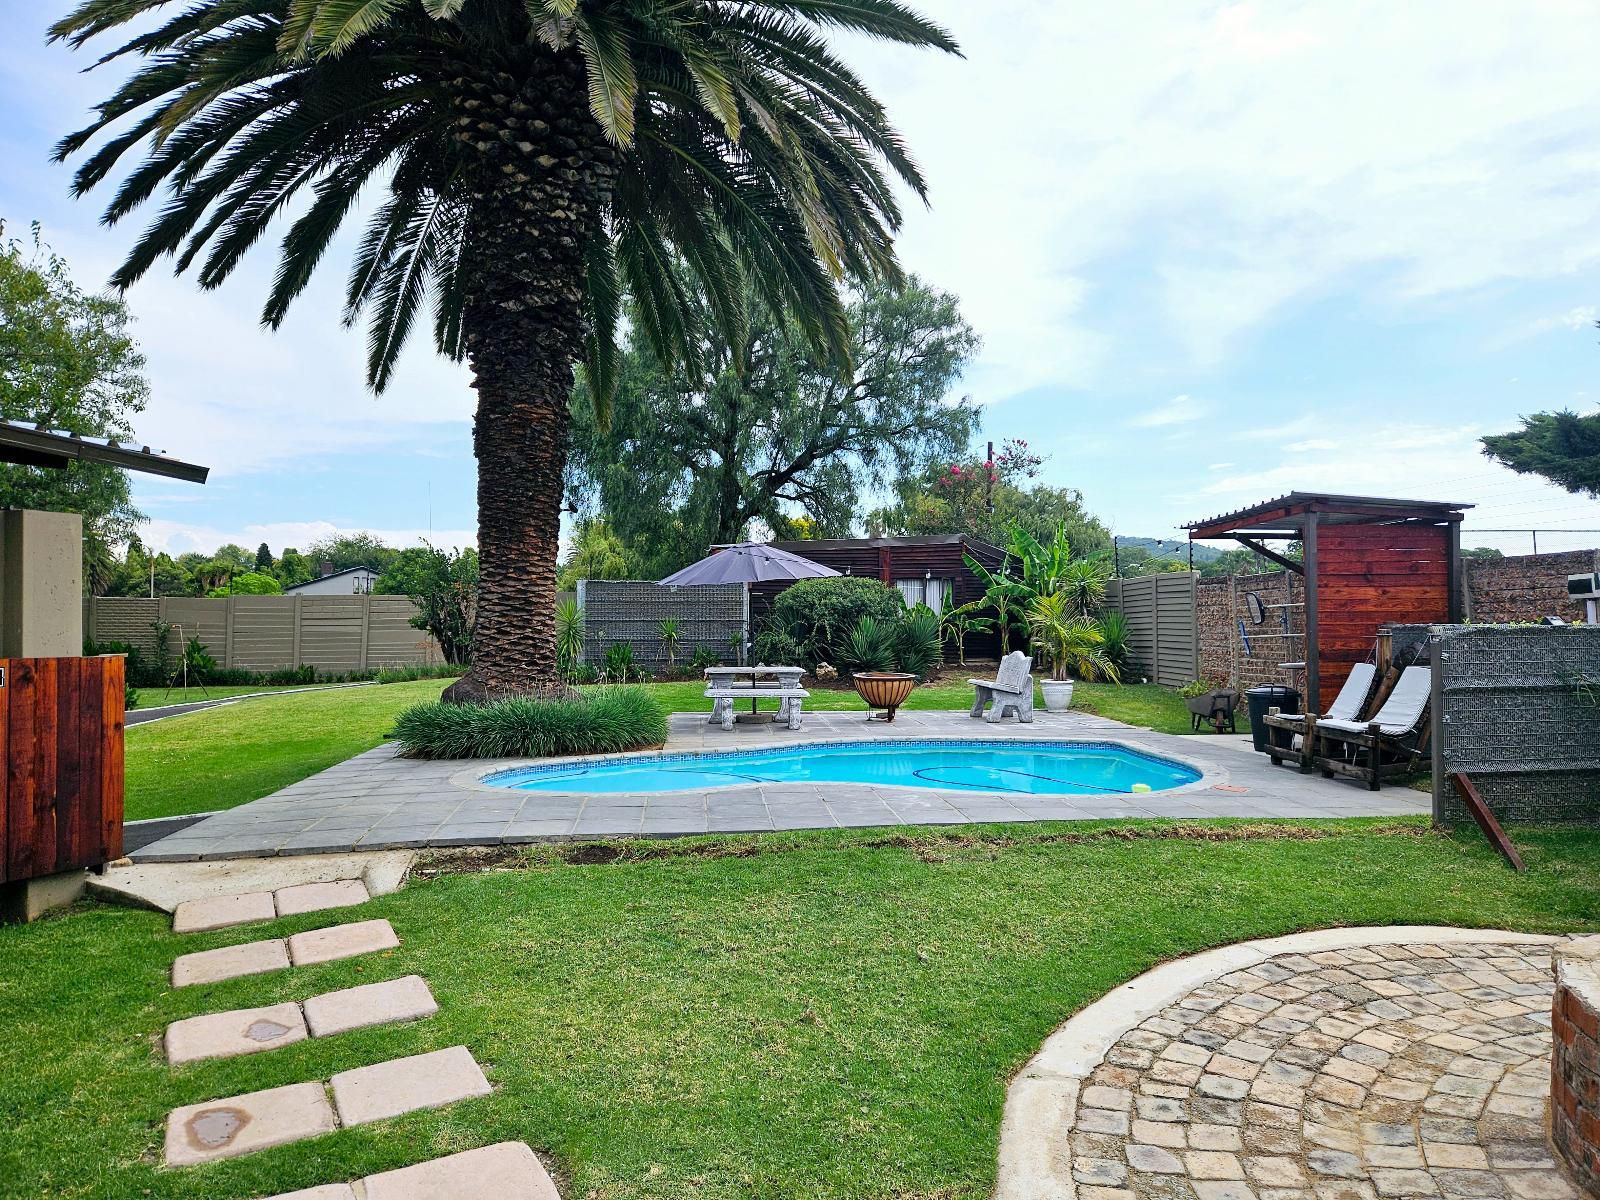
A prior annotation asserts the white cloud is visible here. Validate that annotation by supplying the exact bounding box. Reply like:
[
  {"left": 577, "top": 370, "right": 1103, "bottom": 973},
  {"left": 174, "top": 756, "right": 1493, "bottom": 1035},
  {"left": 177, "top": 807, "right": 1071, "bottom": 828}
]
[
  {"left": 140, "top": 519, "right": 477, "bottom": 557},
  {"left": 1284, "top": 439, "right": 1338, "bottom": 452},
  {"left": 1133, "top": 393, "right": 1207, "bottom": 428},
  {"left": 849, "top": 0, "right": 1600, "bottom": 390}
]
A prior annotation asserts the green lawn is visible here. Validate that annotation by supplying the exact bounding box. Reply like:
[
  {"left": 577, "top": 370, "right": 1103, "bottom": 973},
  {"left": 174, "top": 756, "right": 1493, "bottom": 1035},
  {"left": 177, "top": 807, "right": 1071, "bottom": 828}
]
[
  {"left": 3, "top": 820, "right": 1596, "bottom": 1199},
  {"left": 126, "top": 681, "right": 447, "bottom": 820},
  {"left": 129, "top": 684, "right": 336, "bottom": 710},
  {"left": 126, "top": 679, "right": 1241, "bottom": 821}
]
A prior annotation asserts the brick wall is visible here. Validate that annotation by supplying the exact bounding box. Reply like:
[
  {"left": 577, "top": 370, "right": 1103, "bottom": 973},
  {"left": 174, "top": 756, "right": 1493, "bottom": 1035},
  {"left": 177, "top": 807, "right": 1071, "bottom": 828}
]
[
  {"left": 1552, "top": 936, "right": 1600, "bottom": 1197},
  {"left": 1466, "top": 548, "right": 1599, "bottom": 623}
]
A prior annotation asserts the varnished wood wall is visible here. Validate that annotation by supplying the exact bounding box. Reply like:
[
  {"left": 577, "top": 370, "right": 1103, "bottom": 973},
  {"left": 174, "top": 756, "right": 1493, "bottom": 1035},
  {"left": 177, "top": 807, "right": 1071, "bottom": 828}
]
[{"left": 0, "top": 656, "right": 124, "bottom": 885}]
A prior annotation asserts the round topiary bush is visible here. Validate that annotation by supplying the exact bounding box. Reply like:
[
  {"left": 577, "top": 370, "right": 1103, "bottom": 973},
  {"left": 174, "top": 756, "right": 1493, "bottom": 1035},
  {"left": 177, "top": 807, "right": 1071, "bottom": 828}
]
[
  {"left": 770, "top": 576, "right": 905, "bottom": 668},
  {"left": 391, "top": 686, "right": 668, "bottom": 759}
]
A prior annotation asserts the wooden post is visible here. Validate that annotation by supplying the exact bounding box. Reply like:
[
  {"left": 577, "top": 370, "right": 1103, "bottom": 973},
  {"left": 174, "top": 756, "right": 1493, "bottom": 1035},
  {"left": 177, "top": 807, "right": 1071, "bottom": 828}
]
[
  {"left": 1376, "top": 628, "right": 1393, "bottom": 678},
  {"left": 1303, "top": 513, "right": 1320, "bottom": 714},
  {"left": 1366, "top": 720, "right": 1381, "bottom": 791}
]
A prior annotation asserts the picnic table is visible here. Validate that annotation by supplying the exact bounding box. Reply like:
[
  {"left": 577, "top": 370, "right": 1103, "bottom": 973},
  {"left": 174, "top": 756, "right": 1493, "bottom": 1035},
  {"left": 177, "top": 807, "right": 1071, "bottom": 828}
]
[{"left": 704, "top": 665, "right": 808, "bottom": 731}]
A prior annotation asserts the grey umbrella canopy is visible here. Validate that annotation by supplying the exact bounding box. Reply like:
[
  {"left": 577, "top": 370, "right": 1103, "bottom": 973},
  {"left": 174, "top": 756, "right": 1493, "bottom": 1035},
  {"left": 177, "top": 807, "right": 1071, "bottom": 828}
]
[{"left": 660, "top": 542, "right": 841, "bottom": 586}]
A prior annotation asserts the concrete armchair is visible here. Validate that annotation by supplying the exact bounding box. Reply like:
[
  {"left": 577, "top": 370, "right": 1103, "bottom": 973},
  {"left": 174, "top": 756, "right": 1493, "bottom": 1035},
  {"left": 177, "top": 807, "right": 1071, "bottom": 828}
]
[{"left": 969, "top": 651, "right": 1035, "bottom": 723}]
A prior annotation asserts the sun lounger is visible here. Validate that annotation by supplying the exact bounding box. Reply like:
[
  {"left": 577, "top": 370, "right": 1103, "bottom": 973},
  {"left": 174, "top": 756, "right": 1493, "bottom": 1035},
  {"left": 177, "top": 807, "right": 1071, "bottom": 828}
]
[
  {"left": 1262, "top": 662, "right": 1377, "bottom": 772},
  {"left": 1311, "top": 666, "right": 1432, "bottom": 790}
]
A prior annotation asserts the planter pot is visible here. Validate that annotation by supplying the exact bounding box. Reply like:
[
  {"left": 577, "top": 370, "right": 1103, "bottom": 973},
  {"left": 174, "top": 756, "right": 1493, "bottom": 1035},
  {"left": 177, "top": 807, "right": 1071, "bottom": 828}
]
[
  {"left": 852, "top": 671, "right": 917, "bottom": 721},
  {"left": 1040, "top": 678, "right": 1074, "bottom": 712}
]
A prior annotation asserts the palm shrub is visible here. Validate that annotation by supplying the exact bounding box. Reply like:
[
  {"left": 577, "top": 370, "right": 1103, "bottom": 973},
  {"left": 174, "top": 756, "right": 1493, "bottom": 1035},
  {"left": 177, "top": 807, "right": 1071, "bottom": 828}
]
[
  {"left": 897, "top": 603, "right": 943, "bottom": 680},
  {"left": 393, "top": 686, "right": 666, "bottom": 759},
  {"left": 938, "top": 597, "right": 991, "bottom": 667},
  {"left": 555, "top": 598, "right": 585, "bottom": 680},
  {"left": 51, "top": 0, "right": 957, "bottom": 700},
  {"left": 603, "top": 640, "right": 640, "bottom": 683},
  {"left": 1060, "top": 558, "right": 1111, "bottom": 617},
  {"left": 656, "top": 618, "right": 682, "bottom": 668},
  {"left": 1095, "top": 610, "right": 1132, "bottom": 678},
  {"left": 1027, "top": 593, "right": 1119, "bottom": 683},
  {"left": 841, "top": 615, "right": 899, "bottom": 673}
]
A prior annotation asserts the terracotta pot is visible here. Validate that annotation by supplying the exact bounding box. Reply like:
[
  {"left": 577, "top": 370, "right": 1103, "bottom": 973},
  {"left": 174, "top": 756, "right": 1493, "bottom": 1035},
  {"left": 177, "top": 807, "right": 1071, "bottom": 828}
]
[{"left": 852, "top": 671, "right": 917, "bottom": 721}]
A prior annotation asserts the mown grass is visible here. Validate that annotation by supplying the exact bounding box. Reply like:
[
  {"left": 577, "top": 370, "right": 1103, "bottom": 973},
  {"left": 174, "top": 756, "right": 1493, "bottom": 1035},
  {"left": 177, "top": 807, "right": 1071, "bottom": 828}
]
[
  {"left": 126, "top": 679, "right": 1237, "bottom": 820},
  {"left": 2, "top": 819, "right": 1596, "bottom": 1200}
]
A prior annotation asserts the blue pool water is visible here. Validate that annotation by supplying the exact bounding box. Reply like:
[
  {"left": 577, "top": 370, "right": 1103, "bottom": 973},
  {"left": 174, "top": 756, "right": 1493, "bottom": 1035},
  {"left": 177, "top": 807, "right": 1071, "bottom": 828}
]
[{"left": 484, "top": 740, "right": 1201, "bottom": 796}]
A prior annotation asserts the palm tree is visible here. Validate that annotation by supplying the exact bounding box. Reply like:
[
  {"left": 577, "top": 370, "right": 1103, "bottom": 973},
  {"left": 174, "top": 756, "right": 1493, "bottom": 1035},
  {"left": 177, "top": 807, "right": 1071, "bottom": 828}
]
[{"left": 50, "top": 0, "right": 957, "bottom": 699}]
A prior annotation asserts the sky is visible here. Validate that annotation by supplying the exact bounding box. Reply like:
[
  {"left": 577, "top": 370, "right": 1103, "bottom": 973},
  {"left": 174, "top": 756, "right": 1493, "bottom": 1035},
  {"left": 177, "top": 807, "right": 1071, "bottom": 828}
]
[{"left": 3, "top": 0, "right": 1600, "bottom": 560}]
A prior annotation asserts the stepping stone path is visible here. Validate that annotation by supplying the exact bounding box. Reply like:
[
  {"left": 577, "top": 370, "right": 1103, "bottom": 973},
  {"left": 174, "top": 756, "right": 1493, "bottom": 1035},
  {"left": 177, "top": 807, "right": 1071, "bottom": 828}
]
[
  {"left": 1060, "top": 941, "right": 1583, "bottom": 1200},
  {"left": 155, "top": 877, "right": 559, "bottom": 1195}
]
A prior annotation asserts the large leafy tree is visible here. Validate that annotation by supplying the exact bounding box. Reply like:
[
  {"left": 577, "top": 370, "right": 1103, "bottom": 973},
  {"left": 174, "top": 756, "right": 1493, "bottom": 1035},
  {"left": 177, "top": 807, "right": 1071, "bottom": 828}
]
[
  {"left": 52, "top": 0, "right": 956, "bottom": 697},
  {"left": 1481, "top": 410, "right": 1600, "bottom": 498},
  {"left": 567, "top": 276, "right": 979, "bottom": 577},
  {"left": 0, "top": 221, "right": 149, "bottom": 591}
]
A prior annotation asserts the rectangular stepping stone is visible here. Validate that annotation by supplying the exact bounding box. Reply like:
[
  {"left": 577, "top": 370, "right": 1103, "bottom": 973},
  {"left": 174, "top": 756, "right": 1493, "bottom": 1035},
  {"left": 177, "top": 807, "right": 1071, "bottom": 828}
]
[
  {"left": 363, "top": 1142, "right": 558, "bottom": 1200},
  {"left": 303, "top": 975, "right": 438, "bottom": 1039},
  {"left": 164, "top": 1080, "right": 336, "bottom": 1166},
  {"left": 275, "top": 879, "right": 370, "bottom": 917},
  {"left": 166, "top": 1000, "right": 308, "bottom": 1065},
  {"left": 330, "top": 1045, "right": 491, "bottom": 1126},
  {"left": 288, "top": 918, "right": 399, "bottom": 967},
  {"left": 172, "top": 938, "right": 291, "bottom": 987},
  {"left": 172, "top": 890, "right": 276, "bottom": 933},
  {"left": 262, "top": 1186, "right": 356, "bottom": 1200}
]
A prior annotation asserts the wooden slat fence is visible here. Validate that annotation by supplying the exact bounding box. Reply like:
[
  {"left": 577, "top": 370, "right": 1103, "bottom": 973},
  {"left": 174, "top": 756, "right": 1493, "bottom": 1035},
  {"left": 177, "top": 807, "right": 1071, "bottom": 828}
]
[
  {"left": 1104, "top": 573, "right": 1199, "bottom": 687},
  {"left": 0, "top": 655, "right": 124, "bottom": 885}
]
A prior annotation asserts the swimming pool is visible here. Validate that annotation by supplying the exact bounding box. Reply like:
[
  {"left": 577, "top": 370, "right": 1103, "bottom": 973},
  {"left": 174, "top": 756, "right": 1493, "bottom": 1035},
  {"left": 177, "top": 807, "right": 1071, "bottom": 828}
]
[{"left": 483, "top": 740, "right": 1202, "bottom": 797}]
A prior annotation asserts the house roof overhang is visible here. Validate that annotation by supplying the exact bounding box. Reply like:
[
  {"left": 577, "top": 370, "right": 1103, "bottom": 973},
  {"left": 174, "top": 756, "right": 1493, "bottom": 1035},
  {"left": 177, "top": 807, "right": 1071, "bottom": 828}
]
[
  {"left": 1184, "top": 492, "right": 1470, "bottom": 541},
  {"left": 0, "top": 419, "right": 209, "bottom": 483}
]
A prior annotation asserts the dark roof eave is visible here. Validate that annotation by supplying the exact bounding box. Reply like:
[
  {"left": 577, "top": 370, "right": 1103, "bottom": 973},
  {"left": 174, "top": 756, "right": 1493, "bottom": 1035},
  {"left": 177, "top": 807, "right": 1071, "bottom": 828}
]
[{"left": 0, "top": 421, "right": 209, "bottom": 483}]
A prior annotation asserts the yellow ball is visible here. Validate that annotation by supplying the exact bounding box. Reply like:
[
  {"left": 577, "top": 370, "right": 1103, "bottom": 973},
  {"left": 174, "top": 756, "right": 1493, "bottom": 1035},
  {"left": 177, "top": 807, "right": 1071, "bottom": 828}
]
[{"left": 1131, "top": 782, "right": 1153, "bottom": 793}]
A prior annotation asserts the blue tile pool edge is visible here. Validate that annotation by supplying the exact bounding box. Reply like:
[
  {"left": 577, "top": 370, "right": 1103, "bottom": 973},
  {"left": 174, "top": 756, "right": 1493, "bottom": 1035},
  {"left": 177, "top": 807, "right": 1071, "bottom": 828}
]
[{"left": 464, "top": 737, "right": 1218, "bottom": 799}]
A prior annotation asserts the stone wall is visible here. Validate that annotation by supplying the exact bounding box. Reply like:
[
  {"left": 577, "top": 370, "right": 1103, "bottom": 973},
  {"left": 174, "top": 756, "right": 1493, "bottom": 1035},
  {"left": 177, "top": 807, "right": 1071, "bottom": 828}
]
[
  {"left": 1195, "top": 570, "right": 1307, "bottom": 692},
  {"left": 1428, "top": 623, "right": 1600, "bottom": 824},
  {"left": 1465, "top": 548, "right": 1599, "bottom": 623},
  {"left": 1552, "top": 936, "right": 1600, "bottom": 1197}
]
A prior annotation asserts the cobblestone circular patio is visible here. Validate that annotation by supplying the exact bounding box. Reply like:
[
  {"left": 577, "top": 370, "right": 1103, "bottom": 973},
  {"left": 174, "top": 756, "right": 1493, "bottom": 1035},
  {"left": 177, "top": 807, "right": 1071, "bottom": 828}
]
[{"left": 1000, "top": 932, "right": 1588, "bottom": 1200}]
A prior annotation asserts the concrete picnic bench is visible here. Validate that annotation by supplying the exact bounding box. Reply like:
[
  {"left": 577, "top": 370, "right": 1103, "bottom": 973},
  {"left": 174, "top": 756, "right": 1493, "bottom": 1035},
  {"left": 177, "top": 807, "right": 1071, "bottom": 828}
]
[{"left": 704, "top": 665, "right": 809, "bottom": 731}]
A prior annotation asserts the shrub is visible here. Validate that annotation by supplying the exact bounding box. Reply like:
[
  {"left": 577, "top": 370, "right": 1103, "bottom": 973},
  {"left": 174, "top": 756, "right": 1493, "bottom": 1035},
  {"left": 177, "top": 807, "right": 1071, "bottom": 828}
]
[
  {"left": 689, "top": 645, "right": 720, "bottom": 670},
  {"left": 375, "top": 662, "right": 470, "bottom": 684},
  {"left": 265, "top": 664, "right": 318, "bottom": 686},
  {"left": 556, "top": 598, "right": 584, "bottom": 679},
  {"left": 657, "top": 617, "right": 682, "bottom": 667},
  {"left": 842, "top": 615, "right": 899, "bottom": 673},
  {"left": 751, "top": 621, "right": 804, "bottom": 667},
  {"left": 1096, "top": 611, "right": 1132, "bottom": 679},
  {"left": 86, "top": 638, "right": 159, "bottom": 687},
  {"left": 896, "top": 603, "right": 944, "bottom": 680},
  {"left": 392, "top": 687, "right": 668, "bottom": 759},
  {"left": 125, "top": 685, "right": 139, "bottom": 711},
  {"left": 770, "top": 577, "right": 905, "bottom": 667},
  {"left": 603, "top": 640, "right": 642, "bottom": 682}
]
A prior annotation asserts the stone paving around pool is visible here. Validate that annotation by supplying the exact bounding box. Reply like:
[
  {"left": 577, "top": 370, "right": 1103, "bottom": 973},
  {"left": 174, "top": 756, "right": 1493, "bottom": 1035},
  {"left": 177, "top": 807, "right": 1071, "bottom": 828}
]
[
  {"left": 130, "top": 710, "right": 1429, "bottom": 862},
  {"left": 996, "top": 927, "right": 1590, "bottom": 1200}
]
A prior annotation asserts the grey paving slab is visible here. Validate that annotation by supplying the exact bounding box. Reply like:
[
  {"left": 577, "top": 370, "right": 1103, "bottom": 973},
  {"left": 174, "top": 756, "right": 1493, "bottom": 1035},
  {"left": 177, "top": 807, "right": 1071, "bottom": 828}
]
[
  {"left": 302, "top": 974, "right": 437, "bottom": 1038},
  {"left": 131, "top": 709, "right": 1430, "bottom": 860},
  {"left": 166, "top": 1000, "right": 308, "bottom": 1064},
  {"left": 172, "top": 938, "right": 291, "bottom": 987},
  {"left": 362, "top": 1142, "right": 558, "bottom": 1200},
  {"left": 330, "top": 1045, "right": 491, "bottom": 1126},
  {"left": 164, "top": 1080, "right": 336, "bottom": 1166}
]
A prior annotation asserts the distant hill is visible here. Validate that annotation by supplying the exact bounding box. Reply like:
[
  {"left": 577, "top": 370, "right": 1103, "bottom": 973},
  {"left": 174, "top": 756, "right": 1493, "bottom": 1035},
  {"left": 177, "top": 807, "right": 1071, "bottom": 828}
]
[{"left": 1115, "top": 536, "right": 1220, "bottom": 563}]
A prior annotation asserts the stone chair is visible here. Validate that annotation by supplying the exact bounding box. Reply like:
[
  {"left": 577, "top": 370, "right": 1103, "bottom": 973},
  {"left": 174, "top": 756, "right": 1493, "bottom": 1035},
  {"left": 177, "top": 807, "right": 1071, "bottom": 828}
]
[{"left": 969, "top": 651, "right": 1035, "bottom": 723}]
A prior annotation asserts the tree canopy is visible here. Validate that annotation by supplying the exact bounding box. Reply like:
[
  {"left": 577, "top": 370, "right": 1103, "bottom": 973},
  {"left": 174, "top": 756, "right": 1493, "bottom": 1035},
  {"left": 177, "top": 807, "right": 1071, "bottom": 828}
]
[
  {"left": 1481, "top": 410, "right": 1600, "bottom": 498},
  {"left": 0, "top": 221, "right": 148, "bottom": 589},
  {"left": 568, "top": 277, "right": 980, "bottom": 578}
]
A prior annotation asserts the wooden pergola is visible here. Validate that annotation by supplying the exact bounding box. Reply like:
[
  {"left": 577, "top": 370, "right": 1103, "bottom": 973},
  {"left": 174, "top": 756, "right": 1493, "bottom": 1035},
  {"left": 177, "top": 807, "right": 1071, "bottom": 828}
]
[{"left": 1186, "top": 492, "right": 1470, "bottom": 712}]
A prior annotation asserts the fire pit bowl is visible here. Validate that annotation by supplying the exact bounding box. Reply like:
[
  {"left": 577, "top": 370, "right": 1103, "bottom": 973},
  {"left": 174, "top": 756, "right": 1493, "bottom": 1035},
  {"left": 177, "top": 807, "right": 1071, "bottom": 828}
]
[{"left": 852, "top": 671, "right": 917, "bottom": 721}]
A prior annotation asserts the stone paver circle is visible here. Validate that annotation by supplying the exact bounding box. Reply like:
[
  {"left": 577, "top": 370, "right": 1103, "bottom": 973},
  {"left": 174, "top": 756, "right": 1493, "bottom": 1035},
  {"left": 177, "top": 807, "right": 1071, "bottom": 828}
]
[{"left": 996, "top": 927, "right": 1587, "bottom": 1200}]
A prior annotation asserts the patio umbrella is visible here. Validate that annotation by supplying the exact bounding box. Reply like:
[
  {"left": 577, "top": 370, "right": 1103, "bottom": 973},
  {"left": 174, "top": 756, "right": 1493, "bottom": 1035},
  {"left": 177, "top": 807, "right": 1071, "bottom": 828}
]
[{"left": 661, "top": 542, "right": 839, "bottom": 720}]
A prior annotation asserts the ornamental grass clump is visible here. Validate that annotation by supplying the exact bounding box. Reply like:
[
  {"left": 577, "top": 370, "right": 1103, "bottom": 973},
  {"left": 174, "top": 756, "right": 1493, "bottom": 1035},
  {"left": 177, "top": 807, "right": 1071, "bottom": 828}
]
[{"left": 392, "top": 687, "right": 667, "bottom": 759}]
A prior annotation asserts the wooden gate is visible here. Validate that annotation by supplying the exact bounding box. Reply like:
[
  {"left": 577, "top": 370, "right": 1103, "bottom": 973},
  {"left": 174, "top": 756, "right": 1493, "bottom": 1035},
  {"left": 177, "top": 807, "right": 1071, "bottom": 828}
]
[{"left": 0, "top": 656, "right": 125, "bottom": 885}]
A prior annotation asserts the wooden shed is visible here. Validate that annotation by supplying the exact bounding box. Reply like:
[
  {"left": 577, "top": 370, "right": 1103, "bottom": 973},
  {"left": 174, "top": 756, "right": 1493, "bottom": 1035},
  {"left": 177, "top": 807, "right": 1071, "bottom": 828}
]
[
  {"left": 1185, "top": 493, "right": 1470, "bottom": 711},
  {"left": 750, "top": 534, "right": 1007, "bottom": 658}
]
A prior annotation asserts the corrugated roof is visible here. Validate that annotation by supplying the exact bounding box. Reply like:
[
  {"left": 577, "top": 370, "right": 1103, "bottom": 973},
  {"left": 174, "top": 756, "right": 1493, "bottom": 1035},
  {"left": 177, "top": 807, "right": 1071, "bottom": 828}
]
[
  {"left": 1185, "top": 491, "right": 1471, "bottom": 534},
  {"left": 0, "top": 418, "right": 209, "bottom": 483}
]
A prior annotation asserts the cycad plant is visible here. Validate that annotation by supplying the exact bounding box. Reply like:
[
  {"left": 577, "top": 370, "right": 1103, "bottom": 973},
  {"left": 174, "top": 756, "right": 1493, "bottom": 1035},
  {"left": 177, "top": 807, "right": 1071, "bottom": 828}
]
[
  {"left": 555, "top": 597, "right": 584, "bottom": 678},
  {"left": 50, "top": 0, "right": 957, "bottom": 699},
  {"left": 656, "top": 617, "right": 681, "bottom": 668},
  {"left": 1026, "top": 592, "right": 1119, "bottom": 683}
]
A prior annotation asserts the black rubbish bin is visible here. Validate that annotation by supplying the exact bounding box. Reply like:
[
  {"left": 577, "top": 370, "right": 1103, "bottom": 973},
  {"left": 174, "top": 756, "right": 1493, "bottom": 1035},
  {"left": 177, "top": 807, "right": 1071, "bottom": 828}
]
[{"left": 1247, "top": 684, "right": 1299, "bottom": 753}]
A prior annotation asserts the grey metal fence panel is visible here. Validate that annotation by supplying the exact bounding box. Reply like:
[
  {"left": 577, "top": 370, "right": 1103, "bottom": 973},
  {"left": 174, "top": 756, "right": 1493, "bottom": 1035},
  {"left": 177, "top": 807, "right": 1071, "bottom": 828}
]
[
  {"left": 1422, "top": 623, "right": 1600, "bottom": 825},
  {"left": 230, "top": 595, "right": 297, "bottom": 671},
  {"left": 1105, "top": 573, "right": 1198, "bottom": 687},
  {"left": 578, "top": 579, "right": 744, "bottom": 665}
]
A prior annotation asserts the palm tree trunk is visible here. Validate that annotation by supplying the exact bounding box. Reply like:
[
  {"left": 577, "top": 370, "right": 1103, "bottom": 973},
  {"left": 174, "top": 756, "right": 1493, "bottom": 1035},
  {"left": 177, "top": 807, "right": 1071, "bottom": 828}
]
[{"left": 441, "top": 55, "right": 614, "bottom": 702}]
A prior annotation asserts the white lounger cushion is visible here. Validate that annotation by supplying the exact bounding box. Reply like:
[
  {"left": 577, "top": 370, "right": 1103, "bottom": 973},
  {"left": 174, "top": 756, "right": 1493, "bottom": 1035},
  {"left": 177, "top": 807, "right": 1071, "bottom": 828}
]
[
  {"left": 1276, "top": 662, "right": 1376, "bottom": 725},
  {"left": 1316, "top": 666, "right": 1431, "bottom": 736}
]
